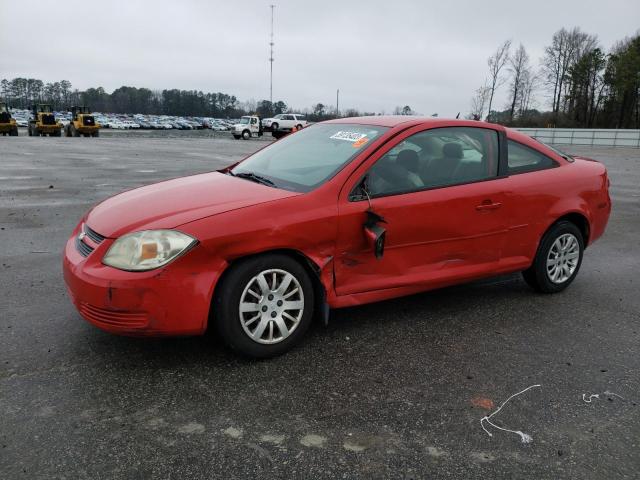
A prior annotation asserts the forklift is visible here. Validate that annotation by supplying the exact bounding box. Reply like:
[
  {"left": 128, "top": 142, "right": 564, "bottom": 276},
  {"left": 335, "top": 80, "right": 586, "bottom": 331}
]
[
  {"left": 0, "top": 103, "right": 19, "bottom": 136},
  {"left": 66, "top": 106, "right": 100, "bottom": 137},
  {"left": 28, "top": 104, "right": 62, "bottom": 137}
]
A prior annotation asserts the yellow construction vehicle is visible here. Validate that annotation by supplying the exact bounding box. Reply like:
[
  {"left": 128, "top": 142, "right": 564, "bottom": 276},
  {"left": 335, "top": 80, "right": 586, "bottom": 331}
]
[
  {"left": 66, "top": 106, "right": 100, "bottom": 137},
  {"left": 0, "top": 102, "right": 19, "bottom": 136},
  {"left": 28, "top": 104, "right": 62, "bottom": 137}
]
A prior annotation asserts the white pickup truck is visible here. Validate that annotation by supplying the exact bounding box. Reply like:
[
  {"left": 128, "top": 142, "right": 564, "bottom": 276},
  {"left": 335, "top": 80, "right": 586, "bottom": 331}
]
[{"left": 263, "top": 113, "right": 307, "bottom": 132}]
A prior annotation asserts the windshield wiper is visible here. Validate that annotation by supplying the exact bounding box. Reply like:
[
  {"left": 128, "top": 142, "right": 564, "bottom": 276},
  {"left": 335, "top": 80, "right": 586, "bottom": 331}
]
[{"left": 230, "top": 171, "right": 276, "bottom": 188}]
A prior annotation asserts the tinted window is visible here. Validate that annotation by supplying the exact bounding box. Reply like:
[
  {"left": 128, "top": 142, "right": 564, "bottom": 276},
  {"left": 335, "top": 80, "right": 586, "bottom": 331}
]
[
  {"left": 232, "top": 123, "right": 387, "bottom": 192},
  {"left": 508, "top": 140, "right": 558, "bottom": 173},
  {"left": 366, "top": 127, "right": 499, "bottom": 197}
]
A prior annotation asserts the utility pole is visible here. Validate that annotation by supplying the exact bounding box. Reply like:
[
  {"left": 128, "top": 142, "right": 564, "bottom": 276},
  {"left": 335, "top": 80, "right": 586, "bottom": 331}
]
[
  {"left": 269, "top": 5, "right": 275, "bottom": 106},
  {"left": 336, "top": 89, "right": 339, "bottom": 117}
]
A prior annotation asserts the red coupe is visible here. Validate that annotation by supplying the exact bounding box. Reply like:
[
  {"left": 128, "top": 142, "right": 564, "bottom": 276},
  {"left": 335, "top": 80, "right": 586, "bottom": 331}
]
[{"left": 63, "top": 117, "right": 611, "bottom": 357}]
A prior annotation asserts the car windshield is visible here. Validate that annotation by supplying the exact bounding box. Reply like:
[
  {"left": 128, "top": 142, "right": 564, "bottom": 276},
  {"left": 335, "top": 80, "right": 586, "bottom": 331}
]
[
  {"left": 239, "top": 117, "right": 250, "bottom": 124},
  {"left": 231, "top": 123, "right": 388, "bottom": 192}
]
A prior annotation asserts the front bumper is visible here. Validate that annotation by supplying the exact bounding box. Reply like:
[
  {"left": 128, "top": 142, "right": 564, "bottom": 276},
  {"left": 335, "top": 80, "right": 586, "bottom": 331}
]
[
  {"left": 77, "top": 126, "right": 99, "bottom": 133},
  {"left": 62, "top": 222, "right": 221, "bottom": 337},
  {"left": 38, "top": 125, "right": 62, "bottom": 133}
]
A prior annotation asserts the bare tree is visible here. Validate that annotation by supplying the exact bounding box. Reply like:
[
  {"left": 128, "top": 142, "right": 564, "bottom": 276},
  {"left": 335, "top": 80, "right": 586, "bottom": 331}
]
[
  {"left": 518, "top": 69, "right": 538, "bottom": 118},
  {"left": 470, "top": 84, "right": 491, "bottom": 120},
  {"left": 486, "top": 40, "right": 511, "bottom": 121},
  {"left": 542, "top": 27, "right": 599, "bottom": 122},
  {"left": 507, "top": 44, "right": 530, "bottom": 121}
]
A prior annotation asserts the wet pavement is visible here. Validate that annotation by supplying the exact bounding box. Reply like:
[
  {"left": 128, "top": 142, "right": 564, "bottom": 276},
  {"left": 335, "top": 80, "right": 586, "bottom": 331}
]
[{"left": 1, "top": 136, "right": 639, "bottom": 479}]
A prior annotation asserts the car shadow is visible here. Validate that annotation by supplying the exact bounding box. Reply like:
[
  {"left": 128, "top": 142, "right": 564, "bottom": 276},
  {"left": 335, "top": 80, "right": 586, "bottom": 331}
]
[{"left": 76, "top": 272, "right": 532, "bottom": 367}]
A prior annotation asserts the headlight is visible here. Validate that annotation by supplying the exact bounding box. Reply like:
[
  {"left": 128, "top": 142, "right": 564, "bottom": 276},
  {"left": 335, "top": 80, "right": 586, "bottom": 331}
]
[{"left": 102, "top": 230, "right": 197, "bottom": 271}]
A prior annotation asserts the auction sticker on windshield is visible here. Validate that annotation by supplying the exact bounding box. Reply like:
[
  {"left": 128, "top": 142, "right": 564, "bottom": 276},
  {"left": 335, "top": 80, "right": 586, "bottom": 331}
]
[{"left": 330, "top": 131, "right": 367, "bottom": 142}]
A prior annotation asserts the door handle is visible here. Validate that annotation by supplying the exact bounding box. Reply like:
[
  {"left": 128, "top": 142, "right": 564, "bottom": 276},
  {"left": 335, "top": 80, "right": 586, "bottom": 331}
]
[{"left": 476, "top": 201, "right": 502, "bottom": 211}]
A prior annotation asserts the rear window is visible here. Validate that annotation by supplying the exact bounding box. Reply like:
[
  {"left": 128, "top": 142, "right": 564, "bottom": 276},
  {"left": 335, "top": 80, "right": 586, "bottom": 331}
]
[{"left": 507, "top": 140, "right": 558, "bottom": 174}]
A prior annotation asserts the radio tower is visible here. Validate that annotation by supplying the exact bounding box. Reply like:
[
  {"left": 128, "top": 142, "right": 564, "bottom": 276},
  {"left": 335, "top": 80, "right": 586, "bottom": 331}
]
[{"left": 269, "top": 5, "right": 275, "bottom": 106}]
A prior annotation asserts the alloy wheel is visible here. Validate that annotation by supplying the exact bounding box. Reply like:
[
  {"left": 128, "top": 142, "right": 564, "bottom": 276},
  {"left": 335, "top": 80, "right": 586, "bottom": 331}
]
[
  {"left": 239, "top": 269, "right": 304, "bottom": 344},
  {"left": 546, "top": 233, "right": 580, "bottom": 284}
]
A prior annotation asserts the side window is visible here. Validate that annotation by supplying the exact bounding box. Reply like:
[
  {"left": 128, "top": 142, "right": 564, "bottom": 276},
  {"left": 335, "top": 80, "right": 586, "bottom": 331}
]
[
  {"left": 507, "top": 140, "right": 557, "bottom": 174},
  {"left": 366, "top": 127, "right": 499, "bottom": 197}
]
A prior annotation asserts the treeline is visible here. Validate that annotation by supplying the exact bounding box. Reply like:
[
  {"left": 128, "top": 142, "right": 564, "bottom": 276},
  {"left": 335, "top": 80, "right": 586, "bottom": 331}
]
[
  {"left": 471, "top": 29, "right": 640, "bottom": 128},
  {"left": 0, "top": 78, "right": 292, "bottom": 118}
]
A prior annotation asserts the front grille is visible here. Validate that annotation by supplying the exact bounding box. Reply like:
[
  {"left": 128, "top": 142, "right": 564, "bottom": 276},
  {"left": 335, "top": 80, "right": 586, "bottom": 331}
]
[
  {"left": 75, "top": 224, "right": 106, "bottom": 258},
  {"left": 84, "top": 225, "right": 105, "bottom": 244},
  {"left": 79, "top": 302, "right": 148, "bottom": 329},
  {"left": 75, "top": 236, "right": 94, "bottom": 257}
]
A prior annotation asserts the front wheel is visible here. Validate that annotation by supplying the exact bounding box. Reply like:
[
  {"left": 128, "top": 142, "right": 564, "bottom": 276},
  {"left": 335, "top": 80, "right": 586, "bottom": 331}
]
[
  {"left": 242, "top": 130, "right": 251, "bottom": 140},
  {"left": 213, "top": 254, "right": 315, "bottom": 358},
  {"left": 522, "top": 221, "right": 584, "bottom": 293},
  {"left": 271, "top": 122, "right": 279, "bottom": 131}
]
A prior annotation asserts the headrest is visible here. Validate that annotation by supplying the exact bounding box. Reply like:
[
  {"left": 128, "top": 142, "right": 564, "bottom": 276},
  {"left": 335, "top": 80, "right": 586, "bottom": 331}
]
[
  {"left": 442, "top": 142, "right": 463, "bottom": 159},
  {"left": 396, "top": 149, "right": 420, "bottom": 172}
]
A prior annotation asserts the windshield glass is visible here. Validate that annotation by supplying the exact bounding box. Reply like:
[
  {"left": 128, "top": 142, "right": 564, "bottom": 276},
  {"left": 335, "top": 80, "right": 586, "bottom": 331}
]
[
  {"left": 231, "top": 123, "right": 388, "bottom": 192},
  {"left": 239, "top": 117, "right": 250, "bottom": 124}
]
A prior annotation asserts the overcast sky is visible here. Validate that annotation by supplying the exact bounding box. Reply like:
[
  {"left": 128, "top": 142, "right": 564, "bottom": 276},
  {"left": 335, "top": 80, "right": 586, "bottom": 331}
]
[{"left": 1, "top": 0, "right": 639, "bottom": 115}]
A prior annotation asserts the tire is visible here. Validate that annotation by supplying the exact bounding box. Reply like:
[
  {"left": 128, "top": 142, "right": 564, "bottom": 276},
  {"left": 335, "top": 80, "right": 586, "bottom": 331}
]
[
  {"left": 296, "top": 124, "right": 303, "bottom": 130},
  {"left": 28, "top": 126, "right": 33, "bottom": 136},
  {"left": 65, "top": 125, "right": 71, "bottom": 137},
  {"left": 93, "top": 130, "right": 99, "bottom": 137},
  {"left": 522, "top": 221, "right": 584, "bottom": 293},
  {"left": 213, "top": 254, "right": 315, "bottom": 358},
  {"left": 10, "top": 127, "right": 18, "bottom": 136},
  {"left": 271, "top": 122, "right": 279, "bottom": 131},
  {"left": 242, "top": 130, "right": 251, "bottom": 140},
  {"left": 71, "top": 125, "right": 79, "bottom": 137},
  {"left": 53, "top": 130, "right": 61, "bottom": 137}
]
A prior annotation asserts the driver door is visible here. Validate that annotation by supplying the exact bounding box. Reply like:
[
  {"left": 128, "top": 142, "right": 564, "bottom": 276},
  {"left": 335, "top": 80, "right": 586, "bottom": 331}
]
[{"left": 334, "top": 125, "right": 508, "bottom": 296}]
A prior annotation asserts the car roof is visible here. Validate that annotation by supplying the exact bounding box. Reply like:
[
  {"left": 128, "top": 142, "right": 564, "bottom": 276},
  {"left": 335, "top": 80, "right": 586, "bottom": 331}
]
[{"left": 324, "top": 116, "right": 503, "bottom": 130}]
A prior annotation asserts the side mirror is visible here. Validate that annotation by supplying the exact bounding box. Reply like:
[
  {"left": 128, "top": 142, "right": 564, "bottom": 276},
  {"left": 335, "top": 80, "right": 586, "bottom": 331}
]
[{"left": 363, "top": 210, "right": 386, "bottom": 259}]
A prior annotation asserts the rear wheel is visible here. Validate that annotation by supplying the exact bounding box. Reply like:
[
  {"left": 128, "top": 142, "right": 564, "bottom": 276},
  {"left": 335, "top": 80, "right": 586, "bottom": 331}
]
[
  {"left": 296, "top": 124, "right": 303, "bottom": 130},
  {"left": 213, "top": 254, "right": 315, "bottom": 358},
  {"left": 522, "top": 221, "right": 584, "bottom": 293}
]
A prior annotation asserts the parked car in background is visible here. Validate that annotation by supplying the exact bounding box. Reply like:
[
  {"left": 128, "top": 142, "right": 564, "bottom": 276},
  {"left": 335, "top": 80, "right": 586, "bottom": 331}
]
[
  {"left": 263, "top": 113, "right": 307, "bottom": 132},
  {"left": 63, "top": 117, "right": 610, "bottom": 358}
]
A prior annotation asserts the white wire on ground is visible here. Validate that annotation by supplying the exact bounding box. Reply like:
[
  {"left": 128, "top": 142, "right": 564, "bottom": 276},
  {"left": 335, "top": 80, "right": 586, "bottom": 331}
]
[
  {"left": 583, "top": 391, "right": 625, "bottom": 403},
  {"left": 480, "top": 384, "right": 541, "bottom": 444}
]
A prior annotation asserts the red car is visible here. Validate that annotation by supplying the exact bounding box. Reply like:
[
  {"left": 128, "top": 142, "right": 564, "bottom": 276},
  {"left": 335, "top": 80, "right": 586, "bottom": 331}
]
[{"left": 63, "top": 117, "right": 611, "bottom": 357}]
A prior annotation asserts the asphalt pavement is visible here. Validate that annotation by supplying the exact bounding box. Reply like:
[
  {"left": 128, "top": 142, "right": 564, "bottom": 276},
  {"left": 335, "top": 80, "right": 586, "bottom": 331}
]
[{"left": 1, "top": 134, "right": 639, "bottom": 479}]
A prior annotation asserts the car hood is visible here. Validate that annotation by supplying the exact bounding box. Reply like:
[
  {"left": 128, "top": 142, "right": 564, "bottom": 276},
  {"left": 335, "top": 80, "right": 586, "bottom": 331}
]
[{"left": 86, "top": 171, "right": 300, "bottom": 238}]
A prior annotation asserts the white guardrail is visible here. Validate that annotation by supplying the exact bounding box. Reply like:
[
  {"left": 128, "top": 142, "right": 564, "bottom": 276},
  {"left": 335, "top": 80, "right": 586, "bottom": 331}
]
[{"left": 514, "top": 128, "right": 640, "bottom": 148}]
